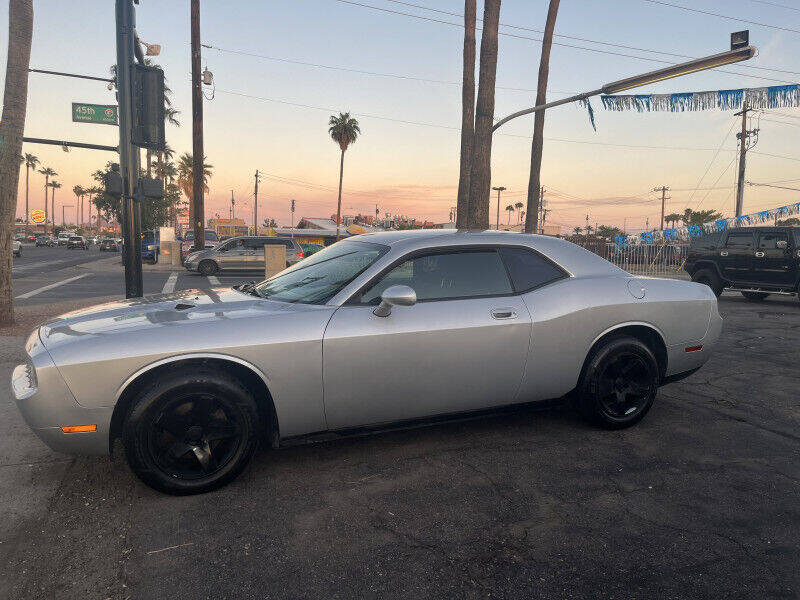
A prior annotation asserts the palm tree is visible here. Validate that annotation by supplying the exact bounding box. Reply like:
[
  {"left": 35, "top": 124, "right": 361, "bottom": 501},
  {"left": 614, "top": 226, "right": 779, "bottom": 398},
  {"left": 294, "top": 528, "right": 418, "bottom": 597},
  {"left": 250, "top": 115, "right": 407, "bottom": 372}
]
[
  {"left": 177, "top": 153, "right": 212, "bottom": 227},
  {"left": 49, "top": 181, "right": 61, "bottom": 227},
  {"left": 22, "top": 153, "right": 39, "bottom": 231},
  {"left": 455, "top": 0, "right": 476, "bottom": 228},
  {"left": 0, "top": 0, "right": 33, "bottom": 325},
  {"left": 573, "top": 226, "right": 582, "bottom": 237},
  {"left": 328, "top": 112, "right": 361, "bottom": 240},
  {"left": 38, "top": 167, "right": 57, "bottom": 232},
  {"left": 664, "top": 213, "right": 682, "bottom": 228},
  {"left": 73, "top": 185, "right": 85, "bottom": 226},
  {"left": 514, "top": 201, "right": 524, "bottom": 223},
  {"left": 505, "top": 204, "right": 515, "bottom": 225},
  {"left": 525, "top": 0, "right": 560, "bottom": 234}
]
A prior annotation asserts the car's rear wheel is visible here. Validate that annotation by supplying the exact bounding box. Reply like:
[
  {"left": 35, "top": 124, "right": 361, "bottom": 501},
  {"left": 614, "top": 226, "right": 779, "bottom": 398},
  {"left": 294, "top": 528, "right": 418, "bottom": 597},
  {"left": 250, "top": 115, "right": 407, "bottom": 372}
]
[
  {"left": 198, "top": 260, "right": 218, "bottom": 276},
  {"left": 576, "top": 336, "right": 660, "bottom": 429},
  {"left": 741, "top": 291, "right": 769, "bottom": 301},
  {"left": 691, "top": 268, "right": 723, "bottom": 297},
  {"left": 122, "top": 369, "right": 260, "bottom": 495}
]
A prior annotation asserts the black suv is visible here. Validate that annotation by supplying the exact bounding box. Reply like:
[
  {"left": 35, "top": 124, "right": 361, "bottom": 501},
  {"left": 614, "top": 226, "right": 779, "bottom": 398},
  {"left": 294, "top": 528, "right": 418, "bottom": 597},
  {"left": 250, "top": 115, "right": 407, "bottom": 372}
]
[{"left": 684, "top": 226, "right": 800, "bottom": 301}]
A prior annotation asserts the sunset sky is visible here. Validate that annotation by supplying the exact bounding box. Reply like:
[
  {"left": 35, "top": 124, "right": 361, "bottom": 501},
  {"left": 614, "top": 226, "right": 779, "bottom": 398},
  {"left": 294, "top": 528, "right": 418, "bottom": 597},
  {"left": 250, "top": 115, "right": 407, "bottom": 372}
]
[{"left": 2, "top": 0, "right": 800, "bottom": 233}]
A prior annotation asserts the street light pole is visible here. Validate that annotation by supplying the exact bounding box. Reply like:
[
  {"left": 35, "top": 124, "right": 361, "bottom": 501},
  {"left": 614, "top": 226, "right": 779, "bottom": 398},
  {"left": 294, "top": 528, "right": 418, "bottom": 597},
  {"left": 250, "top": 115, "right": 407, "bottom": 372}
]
[
  {"left": 492, "top": 42, "right": 756, "bottom": 134},
  {"left": 492, "top": 186, "right": 506, "bottom": 230}
]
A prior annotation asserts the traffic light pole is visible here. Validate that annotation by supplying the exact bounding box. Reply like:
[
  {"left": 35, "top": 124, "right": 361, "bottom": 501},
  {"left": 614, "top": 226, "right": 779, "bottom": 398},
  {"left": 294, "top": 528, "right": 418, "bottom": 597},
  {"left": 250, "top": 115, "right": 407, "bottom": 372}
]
[{"left": 115, "top": 0, "right": 143, "bottom": 298}]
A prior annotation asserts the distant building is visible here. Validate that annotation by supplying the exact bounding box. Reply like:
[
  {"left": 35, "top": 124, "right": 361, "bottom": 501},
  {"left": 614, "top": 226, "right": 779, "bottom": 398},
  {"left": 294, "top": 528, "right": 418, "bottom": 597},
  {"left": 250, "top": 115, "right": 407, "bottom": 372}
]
[{"left": 209, "top": 217, "right": 249, "bottom": 237}]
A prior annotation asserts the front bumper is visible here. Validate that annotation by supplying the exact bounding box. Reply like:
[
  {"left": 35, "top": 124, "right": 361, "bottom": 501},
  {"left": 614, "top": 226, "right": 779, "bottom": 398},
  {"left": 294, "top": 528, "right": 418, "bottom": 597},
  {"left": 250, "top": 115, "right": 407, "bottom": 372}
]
[{"left": 12, "top": 330, "right": 112, "bottom": 455}]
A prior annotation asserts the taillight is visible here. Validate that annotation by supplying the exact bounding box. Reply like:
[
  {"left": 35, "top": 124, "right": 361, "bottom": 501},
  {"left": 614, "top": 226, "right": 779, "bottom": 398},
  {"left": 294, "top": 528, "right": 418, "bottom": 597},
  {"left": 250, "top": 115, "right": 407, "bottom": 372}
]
[{"left": 297, "top": 251, "right": 304, "bottom": 258}]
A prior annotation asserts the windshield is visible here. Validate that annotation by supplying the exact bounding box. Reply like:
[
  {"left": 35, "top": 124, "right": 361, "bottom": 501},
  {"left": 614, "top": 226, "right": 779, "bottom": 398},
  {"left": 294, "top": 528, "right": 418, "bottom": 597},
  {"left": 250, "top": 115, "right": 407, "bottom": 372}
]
[{"left": 252, "top": 241, "right": 387, "bottom": 304}]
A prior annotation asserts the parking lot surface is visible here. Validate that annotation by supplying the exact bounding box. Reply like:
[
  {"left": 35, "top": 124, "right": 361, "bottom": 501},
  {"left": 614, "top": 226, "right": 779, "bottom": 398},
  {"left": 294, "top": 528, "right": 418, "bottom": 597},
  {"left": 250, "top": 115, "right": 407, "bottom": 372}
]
[{"left": 1, "top": 254, "right": 799, "bottom": 599}]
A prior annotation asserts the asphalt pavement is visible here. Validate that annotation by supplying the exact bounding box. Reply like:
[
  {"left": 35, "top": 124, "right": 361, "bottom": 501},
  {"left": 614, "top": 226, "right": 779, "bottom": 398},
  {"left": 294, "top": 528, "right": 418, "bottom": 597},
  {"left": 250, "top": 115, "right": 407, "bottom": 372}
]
[
  {"left": 12, "top": 244, "right": 259, "bottom": 307},
  {"left": 1, "top": 251, "right": 799, "bottom": 599}
]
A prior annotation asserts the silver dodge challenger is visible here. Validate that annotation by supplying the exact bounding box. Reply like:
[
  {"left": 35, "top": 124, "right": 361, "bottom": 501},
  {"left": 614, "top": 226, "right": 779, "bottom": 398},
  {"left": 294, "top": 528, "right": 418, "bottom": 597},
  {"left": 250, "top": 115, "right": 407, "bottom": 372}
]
[{"left": 12, "top": 231, "right": 722, "bottom": 494}]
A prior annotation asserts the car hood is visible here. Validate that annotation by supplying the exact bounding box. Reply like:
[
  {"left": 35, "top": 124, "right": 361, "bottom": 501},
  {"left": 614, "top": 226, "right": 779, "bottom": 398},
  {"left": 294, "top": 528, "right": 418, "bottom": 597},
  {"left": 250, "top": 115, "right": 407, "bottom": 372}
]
[{"left": 38, "top": 287, "right": 323, "bottom": 350}]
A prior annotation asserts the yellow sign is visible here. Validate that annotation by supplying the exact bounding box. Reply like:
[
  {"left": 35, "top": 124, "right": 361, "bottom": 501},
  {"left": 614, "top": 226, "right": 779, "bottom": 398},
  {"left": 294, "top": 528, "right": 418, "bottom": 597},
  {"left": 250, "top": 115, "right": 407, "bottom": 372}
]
[
  {"left": 31, "top": 209, "right": 46, "bottom": 224},
  {"left": 346, "top": 224, "right": 366, "bottom": 235}
]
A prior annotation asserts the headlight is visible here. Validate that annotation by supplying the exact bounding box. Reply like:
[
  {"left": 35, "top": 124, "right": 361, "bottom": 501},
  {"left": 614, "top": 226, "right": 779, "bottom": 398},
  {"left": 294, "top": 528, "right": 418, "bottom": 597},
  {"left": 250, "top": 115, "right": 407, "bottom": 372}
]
[
  {"left": 11, "top": 361, "right": 37, "bottom": 400},
  {"left": 147, "top": 244, "right": 156, "bottom": 250}
]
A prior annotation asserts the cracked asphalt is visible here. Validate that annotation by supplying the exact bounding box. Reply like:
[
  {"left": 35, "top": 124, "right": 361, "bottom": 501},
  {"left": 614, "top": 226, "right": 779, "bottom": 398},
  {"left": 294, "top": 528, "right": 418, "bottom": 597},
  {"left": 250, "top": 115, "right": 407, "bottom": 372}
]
[{"left": 1, "top": 291, "right": 799, "bottom": 599}]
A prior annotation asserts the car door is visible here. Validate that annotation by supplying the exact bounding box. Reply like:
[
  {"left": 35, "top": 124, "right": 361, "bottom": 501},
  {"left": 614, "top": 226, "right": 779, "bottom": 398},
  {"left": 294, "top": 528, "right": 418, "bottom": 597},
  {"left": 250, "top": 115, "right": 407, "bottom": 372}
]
[
  {"left": 719, "top": 231, "right": 754, "bottom": 283},
  {"left": 218, "top": 239, "right": 249, "bottom": 270},
  {"left": 322, "top": 247, "right": 532, "bottom": 429},
  {"left": 753, "top": 230, "right": 795, "bottom": 287},
  {"left": 243, "top": 238, "right": 266, "bottom": 270}
]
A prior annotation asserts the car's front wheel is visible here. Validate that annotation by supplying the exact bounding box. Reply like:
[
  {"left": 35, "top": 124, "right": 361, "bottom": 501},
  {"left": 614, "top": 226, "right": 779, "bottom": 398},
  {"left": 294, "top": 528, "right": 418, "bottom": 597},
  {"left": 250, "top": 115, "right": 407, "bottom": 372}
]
[
  {"left": 576, "top": 336, "right": 660, "bottom": 429},
  {"left": 198, "top": 260, "right": 218, "bottom": 276},
  {"left": 122, "top": 369, "right": 261, "bottom": 495}
]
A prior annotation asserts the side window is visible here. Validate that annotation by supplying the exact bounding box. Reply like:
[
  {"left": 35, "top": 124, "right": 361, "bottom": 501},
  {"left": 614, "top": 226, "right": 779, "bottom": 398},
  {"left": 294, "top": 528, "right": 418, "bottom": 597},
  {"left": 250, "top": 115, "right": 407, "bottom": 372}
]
[
  {"left": 758, "top": 232, "right": 788, "bottom": 249},
  {"left": 360, "top": 250, "right": 512, "bottom": 304},
  {"left": 498, "top": 247, "right": 567, "bottom": 292},
  {"left": 726, "top": 233, "right": 754, "bottom": 249},
  {"left": 243, "top": 238, "right": 266, "bottom": 250}
]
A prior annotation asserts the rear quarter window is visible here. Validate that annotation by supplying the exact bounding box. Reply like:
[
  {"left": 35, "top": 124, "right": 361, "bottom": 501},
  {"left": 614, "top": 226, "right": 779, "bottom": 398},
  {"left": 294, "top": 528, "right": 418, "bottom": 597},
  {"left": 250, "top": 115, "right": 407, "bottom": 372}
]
[{"left": 498, "top": 247, "right": 568, "bottom": 292}]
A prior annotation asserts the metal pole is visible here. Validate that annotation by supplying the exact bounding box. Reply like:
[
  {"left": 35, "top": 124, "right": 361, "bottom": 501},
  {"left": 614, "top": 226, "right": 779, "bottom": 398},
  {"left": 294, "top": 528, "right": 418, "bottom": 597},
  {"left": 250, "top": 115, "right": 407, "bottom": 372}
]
[
  {"left": 254, "top": 170, "right": 259, "bottom": 235},
  {"left": 492, "top": 186, "right": 505, "bottom": 230},
  {"left": 191, "top": 0, "right": 205, "bottom": 251},
  {"left": 115, "top": 0, "right": 143, "bottom": 297},
  {"left": 735, "top": 105, "right": 749, "bottom": 218}
]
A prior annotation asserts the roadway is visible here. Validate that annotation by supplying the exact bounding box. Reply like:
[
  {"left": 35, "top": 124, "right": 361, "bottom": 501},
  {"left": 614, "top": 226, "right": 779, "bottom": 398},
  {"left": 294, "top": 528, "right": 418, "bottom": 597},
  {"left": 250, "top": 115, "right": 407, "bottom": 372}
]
[{"left": 12, "top": 244, "right": 260, "bottom": 307}]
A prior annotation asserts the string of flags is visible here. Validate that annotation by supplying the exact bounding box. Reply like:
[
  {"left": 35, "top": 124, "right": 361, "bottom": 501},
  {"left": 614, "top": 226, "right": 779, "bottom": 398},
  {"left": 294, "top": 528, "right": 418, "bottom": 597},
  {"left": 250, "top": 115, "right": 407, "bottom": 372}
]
[
  {"left": 600, "top": 83, "right": 800, "bottom": 113},
  {"left": 613, "top": 201, "right": 800, "bottom": 248}
]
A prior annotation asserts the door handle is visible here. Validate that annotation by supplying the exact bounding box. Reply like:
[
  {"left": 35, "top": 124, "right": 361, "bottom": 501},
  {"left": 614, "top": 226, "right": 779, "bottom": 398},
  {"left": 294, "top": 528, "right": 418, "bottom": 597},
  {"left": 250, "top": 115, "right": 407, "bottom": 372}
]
[
  {"left": 491, "top": 308, "right": 517, "bottom": 320},
  {"left": 720, "top": 251, "right": 728, "bottom": 257},
  {"left": 754, "top": 251, "right": 765, "bottom": 258}
]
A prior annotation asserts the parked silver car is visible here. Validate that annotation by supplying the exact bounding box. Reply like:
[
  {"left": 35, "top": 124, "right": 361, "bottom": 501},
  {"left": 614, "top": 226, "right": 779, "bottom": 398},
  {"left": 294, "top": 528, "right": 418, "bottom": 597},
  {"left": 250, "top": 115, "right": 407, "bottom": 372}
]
[
  {"left": 184, "top": 236, "right": 304, "bottom": 275},
  {"left": 12, "top": 231, "right": 721, "bottom": 494}
]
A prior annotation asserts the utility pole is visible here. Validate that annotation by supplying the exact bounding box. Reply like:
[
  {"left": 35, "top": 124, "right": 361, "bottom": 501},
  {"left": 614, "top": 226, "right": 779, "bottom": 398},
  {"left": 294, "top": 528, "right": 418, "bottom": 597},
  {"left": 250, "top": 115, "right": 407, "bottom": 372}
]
[
  {"left": 253, "top": 170, "right": 260, "bottom": 235},
  {"left": 115, "top": 0, "right": 143, "bottom": 298},
  {"left": 492, "top": 186, "right": 506, "bottom": 230},
  {"left": 539, "top": 186, "right": 546, "bottom": 233},
  {"left": 230, "top": 189, "right": 235, "bottom": 227},
  {"left": 734, "top": 105, "right": 756, "bottom": 218},
  {"left": 190, "top": 0, "right": 205, "bottom": 250},
  {"left": 653, "top": 186, "right": 670, "bottom": 231},
  {"left": 291, "top": 198, "right": 296, "bottom": 234}
]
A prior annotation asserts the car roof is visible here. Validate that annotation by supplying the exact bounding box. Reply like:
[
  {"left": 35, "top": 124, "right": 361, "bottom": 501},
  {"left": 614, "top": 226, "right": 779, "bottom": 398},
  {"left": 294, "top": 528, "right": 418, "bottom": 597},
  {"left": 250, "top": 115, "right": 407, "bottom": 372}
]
[{"left": 349, "top": 229, "right": 624, "bottom": 278}]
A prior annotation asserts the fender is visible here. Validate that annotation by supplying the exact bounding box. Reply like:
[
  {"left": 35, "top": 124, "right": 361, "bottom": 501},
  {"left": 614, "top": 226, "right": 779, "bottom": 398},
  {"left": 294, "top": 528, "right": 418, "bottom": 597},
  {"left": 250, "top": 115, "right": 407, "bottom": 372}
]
[
  {"left": 691, "top": 260, "right": 725, "bottom": 281},
  {"left": 114, "top": 352, "right": 272, "bottom": 402},
  {"left": 588, "top": 321, "right": 667, "bottom": 354}
]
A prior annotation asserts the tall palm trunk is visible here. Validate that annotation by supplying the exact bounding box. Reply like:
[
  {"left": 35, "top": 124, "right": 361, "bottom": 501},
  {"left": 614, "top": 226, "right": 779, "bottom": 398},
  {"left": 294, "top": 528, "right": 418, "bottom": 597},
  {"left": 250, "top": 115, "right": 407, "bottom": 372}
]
[
  {"left": 24, "top": 163, "right": 30, "bottom": 232},
  {"left": 0, "top": 0, "right": 33, "bottom": 325},
  {"left": 43, "top": 175, "right": 49, "bottom": 231},
  {"left": 335, "top": 148, "right": 345, "bottom": 240},
  {"left": 466, "top": 0, "right": 501, "bottom": 230},
  {"left": 524, "top": 0, "right": 559, "bottom": 234},
  {"left": 455, "top": 0, "right": 476, "bottom": 228}
]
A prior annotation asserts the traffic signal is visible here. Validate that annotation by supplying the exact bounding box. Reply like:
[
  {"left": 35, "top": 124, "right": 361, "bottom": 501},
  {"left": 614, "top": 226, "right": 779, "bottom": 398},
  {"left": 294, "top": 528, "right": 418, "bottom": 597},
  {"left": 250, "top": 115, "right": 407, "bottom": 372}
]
[{"left": 131, "top": 64, "right": 165, "bottom": 151}]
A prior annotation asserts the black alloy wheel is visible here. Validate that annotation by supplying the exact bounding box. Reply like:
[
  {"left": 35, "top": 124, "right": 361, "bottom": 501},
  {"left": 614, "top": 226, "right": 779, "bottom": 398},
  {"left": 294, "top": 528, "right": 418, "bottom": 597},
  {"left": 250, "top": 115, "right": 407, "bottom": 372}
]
[
  {"left": 577, "top": 336, "right": 660, "bottom": 429},
  {"left": 123, "top": 369, "right": 260, "bottom": 495}
]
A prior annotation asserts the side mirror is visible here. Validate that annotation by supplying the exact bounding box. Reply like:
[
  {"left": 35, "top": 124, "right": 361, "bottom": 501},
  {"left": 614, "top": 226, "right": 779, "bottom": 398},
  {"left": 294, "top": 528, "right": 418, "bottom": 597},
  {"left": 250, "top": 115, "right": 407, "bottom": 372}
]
[
  {"left": 373, "top": 285, "right": 417, "bottom": 317},
  {"left": 776, "top": 240, "right": 788, "bottom": 250}
]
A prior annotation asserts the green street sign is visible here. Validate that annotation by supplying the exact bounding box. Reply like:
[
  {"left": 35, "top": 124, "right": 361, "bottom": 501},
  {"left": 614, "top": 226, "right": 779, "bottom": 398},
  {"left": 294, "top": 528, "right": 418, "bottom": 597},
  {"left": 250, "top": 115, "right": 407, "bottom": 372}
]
[{"left": 72, "top": 103, "right": 118, "bottom": 126}]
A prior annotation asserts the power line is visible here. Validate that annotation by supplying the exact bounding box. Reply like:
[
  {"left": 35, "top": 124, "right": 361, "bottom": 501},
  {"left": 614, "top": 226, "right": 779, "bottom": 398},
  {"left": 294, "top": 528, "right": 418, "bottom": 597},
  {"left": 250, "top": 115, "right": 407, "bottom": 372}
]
[
  {"left": 332, "top": 0, "right": 796, "bottom": 84},
  {"left": 216, "top": 87, "right": 767, "bottom": 153},
  {"left": 640, "top": 0, "right": 800, "bottom": 35},
  {"left": 748, "top": 0, "right": 800, "bottom": 12},
  {"left": 382, "top": 0, "right": 800, "bottom": 77},
  {"left": 683, "top": 118, "right": 738, "bottom": 211}
]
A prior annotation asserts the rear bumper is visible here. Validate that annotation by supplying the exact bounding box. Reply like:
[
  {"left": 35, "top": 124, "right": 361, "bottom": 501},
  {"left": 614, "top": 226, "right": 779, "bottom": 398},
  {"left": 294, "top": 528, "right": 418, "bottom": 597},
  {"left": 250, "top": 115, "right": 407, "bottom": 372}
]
[{"left": 12, "top": 333, "right": 112, "bottom": 455}]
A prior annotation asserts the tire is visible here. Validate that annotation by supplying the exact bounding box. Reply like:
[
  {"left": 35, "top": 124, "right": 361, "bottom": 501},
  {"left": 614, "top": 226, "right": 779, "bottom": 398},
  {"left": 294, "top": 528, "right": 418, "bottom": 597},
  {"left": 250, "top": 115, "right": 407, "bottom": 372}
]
[
  {"left": 691, "top": 268, "right": 723, "bottom": 298},
  {"left": 198, "top": 260, "right": 218, "bottom": 276},
  {"left": 741, "top": 291, "right": 769, "bottom": 301},
  {"left": 576, "top": 336, "right": 660, "bottom": 429},
  {"left": 122, "top": 368, "right": 261, "bottom": 495}
]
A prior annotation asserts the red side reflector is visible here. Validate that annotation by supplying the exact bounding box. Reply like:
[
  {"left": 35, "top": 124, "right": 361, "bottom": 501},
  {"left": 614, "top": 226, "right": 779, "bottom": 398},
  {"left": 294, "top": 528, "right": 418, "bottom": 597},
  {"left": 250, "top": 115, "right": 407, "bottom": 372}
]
[
  {"left": 685, "top": 345, "right": 703, "bottom": 353},
  {"left": 297, "top": 252, "right": 304, "bottom": 258}
]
